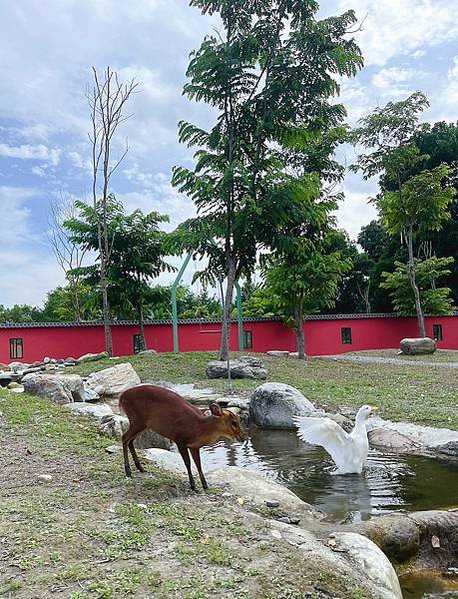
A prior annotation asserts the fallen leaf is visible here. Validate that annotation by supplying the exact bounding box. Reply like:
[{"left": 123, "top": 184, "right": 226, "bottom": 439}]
[
  {"left": 236, "top": 497, "right": 245, "bottom": 506},
  {"left": 26, "top": 449, "right": 32, "bottom": 456},
  {"left": 327, "top": 538, "right": 337, "bottom": 547}
]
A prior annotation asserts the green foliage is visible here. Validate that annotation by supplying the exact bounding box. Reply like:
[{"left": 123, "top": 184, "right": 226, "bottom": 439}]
[
  {"left": 376, "top": 164, "right": 454, "bottom": 239},
  {"left": 40, "top": 285, "right": 101, "bottom": 322},
  {"left": 64, "top": 197, "right": 173, "bottom": 329},
  {"left": 380, "top": 256, "right": 455, "bottom": 315},
  {"left": 172, "top": 0, "right": 363, "bottom": 357}
]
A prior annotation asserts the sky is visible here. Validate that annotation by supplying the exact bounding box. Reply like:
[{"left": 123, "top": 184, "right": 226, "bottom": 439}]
[{"left": 0, "top": 0, "right": 457, "bottom": 308}]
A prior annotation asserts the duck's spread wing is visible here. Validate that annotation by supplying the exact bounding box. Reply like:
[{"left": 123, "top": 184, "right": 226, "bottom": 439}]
[{"left": 293, "top": 416, "right": 351, "bottom": 466}]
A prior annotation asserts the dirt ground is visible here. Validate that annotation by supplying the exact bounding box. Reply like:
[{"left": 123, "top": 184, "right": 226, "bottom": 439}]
[{"left": 0, "top": 391, "right": 373, "bottom": 599}]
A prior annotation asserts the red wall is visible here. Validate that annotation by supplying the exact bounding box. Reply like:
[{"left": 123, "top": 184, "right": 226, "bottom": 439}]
[{"left": 0, "top": 315, "right": 456, "bottom": 364}]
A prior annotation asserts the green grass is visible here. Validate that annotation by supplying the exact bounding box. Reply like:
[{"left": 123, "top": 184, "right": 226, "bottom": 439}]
[{"left": 72, "top": 350, "right": 458, "bottom": 430}]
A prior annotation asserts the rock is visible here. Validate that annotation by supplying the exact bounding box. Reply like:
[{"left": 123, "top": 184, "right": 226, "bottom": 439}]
[
  {"left": 65, "top": 357, "right": 77, "bottom": 365},
  {"left": 81, "top": 385, "right": 100, "bottom": 403},
  {"left": 366, "top": 417, "right": 458, "bottom": 454},
  {"left": 368, "top": 428, "right": 422, "bottom": 452},
  {"left": 0, "top": 363, "right": 10, "bottom": 371},
  {"left": 329, "top": 532, "right": 402, "bottom": 599},
  {"left": 64, "top": 402, "right": 114, "bottom": 419},
  {"left": 85, "top": 363, "right": 141, "bottom": 397},
  {"left": 0, "top": 373, "right": 13, "bottom": 387},
  {"left": 137, "top": 349, "right": 157, "bottom": 356},
  {"left": 99, "top": 414, "right": 171, "bottom": 450},
  {"left": 356, "top": 514, "right": 421, "bottom": 562},
  {"left": 8, "top": 386, "right": 24, "bottom": 394},
  {"left": 436, "top": 441, "right": 458, "bottom": 459},
  {"left": 144, "top": 448, "right": 192, "bottom": 474},
  {"left": 7, "top": 382, "right": 22, "bottom": 390},
  {"left": 265, "top": 500, "right": 280, "bottom": 508},
  {"left": 208, "top": 467, "right": 323, "bottom": 521},
  {"left": 266, "top": 350, "right": 290, "bottom": 357},
  {"left": 37, "top": 474, "right": 53, "bottom": 483},
  {"left": 152, "top": 381, "right": 217, "bottom": 403},
  {"left": 43, "top": 357, "right": 51, "bottom": 364},
  {"left": 249, "top": 382, "right": 316, "bottom": 429},
  {"left": 76, "top": 351, "right": 108, "bottom": 364},
  {"left": 206, "top": 356, "right": 268, "bottom": 380},
  {"left": 9, "top": 362, "right": 31, "bottom": 372},
  {"left": 105, "top": 445, "right": 121, "bottom": 454},
  {"left": 22, "top": 373, "right": 86, "bottom": 405},
  {"left": 399, "top": 337, "right": 436, "bottom": 355}
]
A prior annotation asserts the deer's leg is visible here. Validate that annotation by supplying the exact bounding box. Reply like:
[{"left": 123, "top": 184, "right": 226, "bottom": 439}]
[
  {"left": 177, "top": 444, "right": 196, "bottom": 491},
  {"left": 129, "top": 434, "right": 146, "bottom": 473},
  {"left": 190, "top": 448, "right": 208, "bottom": 490},
  {"left": 122, "top": 425, "right": 146, "bottom": 477}
]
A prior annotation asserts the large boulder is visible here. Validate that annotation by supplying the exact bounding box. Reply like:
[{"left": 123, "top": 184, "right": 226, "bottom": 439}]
[
  {"left": 329, "top": 532, "right": 402, "bottom": 599},
  {"left": 85, "top": 363, "right": 141, "bottom": 397},
  {"left": 399, "top": 337, "right": 436, "bottom": 355},
  {"left": 64, "top": 402, "right": 114, "bottom": 419},
  {"left": 22, "top": 373, "right": 86, "bottom": 405},
  {"left": 0, "top": 372, "right": 13, "bottom": 387},
  {"left": 206, "top": 356, "right": 267, "bottom": 380},
  {"left": 249, "top": 382, "right": 316, "bottom": 429},
  {"left": 99, "top": 414, "right": 171, "bottom": 450},
  {"left": 76, "top": 351, "right": 108, "bottom": 364}
]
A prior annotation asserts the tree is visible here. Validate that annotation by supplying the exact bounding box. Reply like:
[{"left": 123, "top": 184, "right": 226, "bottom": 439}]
[
  {"left": 48, "top": 196, "right": 89, "bottom": 322},
  {"left": 65, "top": 198, "right": 172, "bottom": 350},
  {"left": 172, "top": 0, "right": 363, "bottom": 361},
  {"left": 263, "top": 231, "right": 351, "bottom": 358},
  {"left": 351, "top": 93, "right": 455, "bottom": 336},
  {"left": 87, "top": 67, "right": 138, "bottom": 356},
  {"left": 381, "top": 256, "right": 455, "bottom": 316},
  {"left": 40, "top": 285, "right": 101, "bottom": 322}
]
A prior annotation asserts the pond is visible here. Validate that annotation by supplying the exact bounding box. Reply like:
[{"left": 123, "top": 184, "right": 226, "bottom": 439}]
[{"left": 200, "top": 428, "right": 458, "bottom": 524}]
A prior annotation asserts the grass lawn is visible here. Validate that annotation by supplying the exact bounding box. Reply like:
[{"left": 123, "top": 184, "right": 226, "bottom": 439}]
[
  {"left": 344, "top": 349, "right": 458, "bottom": 363},
  {"left": 72, "top": 351, "right": 458, "bottom": 431}
]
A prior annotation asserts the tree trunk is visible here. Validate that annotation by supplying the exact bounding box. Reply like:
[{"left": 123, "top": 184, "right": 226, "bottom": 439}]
[
  {"left": 219, "top": 259, "right": 236, "bottom": 362},
  {"left": 100, "top": 257, "right": 113, "bottom": 356},
  {"left": 138, "top": 304, "right": 146, "bottom": 351},
  {"left": 294, "top": 300, "right": 306, "bottom": 360},
  {"left": 407, "top": 228, "right": 426, "bottom": 338}
]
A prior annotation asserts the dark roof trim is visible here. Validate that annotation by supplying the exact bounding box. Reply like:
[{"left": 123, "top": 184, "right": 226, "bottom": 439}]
[{"left": 0, "top": 313, "right": 456, "bottom": 329}]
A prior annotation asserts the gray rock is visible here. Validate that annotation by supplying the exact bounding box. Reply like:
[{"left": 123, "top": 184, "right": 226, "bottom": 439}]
[
  {"left": 65, "top": 357, "right": 77, "bottom": 365},
  {"left": 81, "top": 385, "right": 100, "bottom": 403},
  {"left": 266, "top": 350, "right": 290, "bottom": 357},
  {"left": 0, "top": 373, "right": 13, "bottom": 387},
  {"left": 85, "top": 363, "right": 141, "bottom": 398},
  {"left": 329, "top": 532, "right": 402, "bottom": 599},
  {"left": 368, "top": 428, "right": 422, "bottom": 452},
  {"left": 9, "top": 362, "right": 31, "bottom": 372},
  {"left": 399, "top": 337, "right": 436, "bottom": 355},
  {"left": 7, "top": 382, "right": 22, "bottom": 389},
  {"left": 76, "top": 351, "right": 108, "bottom": 364},
  {"left": 37, "top": 474, "right": 53, "bottom": 483},
  {"left": 208, "top": 466, "right": 323, "bottom": 521},
  {"left": 64, "top": 402, "right": 114, "bottom": 419},
  {"left": 206, "top": 356, "right": 267, "bottom": 380},
  {"left": 265, "top": 500, "right": 280, "bottom": 508},
  {"left": 22, "top": 373, "right": 86, "bottom": 405},
  {"left": 249, "top": 382, "right": 316, "bottom": 429},
  {"left": 436, "top": 441, "right": 458, "bottom": 459},
  {"left": 137, "top": 349, "right": 157, "bottom": 356},
  {"left": 105, "top": 445, "right": 122, "bottom": 454},
  {"left": 98, "top": 414, "right": 171, "bottom": 450}
]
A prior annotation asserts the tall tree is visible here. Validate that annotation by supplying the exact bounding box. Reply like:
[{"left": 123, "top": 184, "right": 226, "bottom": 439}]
[
  {"left": 87, "top": 67, "right": 138, "bottom": 356},
  {"left": 65, "top": 198, "right": 172, "bottom": 350},
  {"left": 172, "top": 0, "right": 363, "bottom": 361},
  {"left": 351, "top": 93, "right": 455, "bottom": 337}
]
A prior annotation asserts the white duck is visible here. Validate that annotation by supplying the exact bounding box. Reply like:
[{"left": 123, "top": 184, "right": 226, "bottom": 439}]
[{"left": 293, "top": 405, "right": 378, "bottom": 475}]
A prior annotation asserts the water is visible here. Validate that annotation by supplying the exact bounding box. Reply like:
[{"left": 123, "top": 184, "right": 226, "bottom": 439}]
[{"left": 200, "top": 428, "right": 458, "bottom": 524}]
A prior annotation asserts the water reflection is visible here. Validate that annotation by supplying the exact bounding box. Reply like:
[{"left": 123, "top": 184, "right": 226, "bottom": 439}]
[{"left": 199, "top": 428, "right": 458, "bottom": 523}]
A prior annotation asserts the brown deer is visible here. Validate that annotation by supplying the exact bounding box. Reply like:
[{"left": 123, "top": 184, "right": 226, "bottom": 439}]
[{"left": 119, "top": 384, "right": 246, "bottom": 490}]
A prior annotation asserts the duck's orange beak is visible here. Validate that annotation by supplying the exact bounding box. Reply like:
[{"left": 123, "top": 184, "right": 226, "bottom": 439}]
[{"left": 370, "top": 406, "right": 379, "bottom": 413}]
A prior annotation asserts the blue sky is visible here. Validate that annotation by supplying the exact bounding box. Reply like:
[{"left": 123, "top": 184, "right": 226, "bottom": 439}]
[{"left": 1, "top": 0, "right": 457, "bottom": 308}]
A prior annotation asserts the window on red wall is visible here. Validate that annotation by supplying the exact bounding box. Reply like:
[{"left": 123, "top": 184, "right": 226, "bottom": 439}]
[
  {"left": 433, "top": 324, "right": 443, "bottom": 341},
  {"left": 243, "top": 330, "right": 253, "bottom": 349},
  {"left": 341, "top": 327, "right": 352, "bottom": 345},
  {"left": 10, "top": 338, "right": 23, "bottom": 359}
]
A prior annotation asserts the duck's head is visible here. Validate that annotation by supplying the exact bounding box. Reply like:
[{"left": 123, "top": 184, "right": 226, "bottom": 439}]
[{"left": 356, "top": 404, "right": 378, "bottom": 421}]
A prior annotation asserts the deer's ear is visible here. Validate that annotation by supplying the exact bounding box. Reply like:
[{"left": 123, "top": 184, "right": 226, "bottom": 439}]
[{"left": 209, "top": 402, "right": 223, "bottom": 417}]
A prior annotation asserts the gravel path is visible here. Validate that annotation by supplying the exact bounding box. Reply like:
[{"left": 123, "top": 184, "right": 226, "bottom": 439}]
[{"left": 321, "top": 354, "right": 458, "bottom": 368}]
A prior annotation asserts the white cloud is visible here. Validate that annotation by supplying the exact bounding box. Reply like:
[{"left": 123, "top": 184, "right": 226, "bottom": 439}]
[
  {"left": 0, "top": 143, "right": 61, "bottom": 165},
  {"left": 337, "top": 0, "right": 458, "bottom": 67}
]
